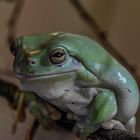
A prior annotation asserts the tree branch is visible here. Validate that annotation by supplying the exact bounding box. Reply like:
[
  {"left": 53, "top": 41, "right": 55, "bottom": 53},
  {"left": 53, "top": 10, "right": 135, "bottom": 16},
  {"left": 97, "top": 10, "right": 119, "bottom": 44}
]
[
  {"left": 88, "top": 128, "right": 140, "bottom": 140},
  {"left": 68, "top": 0, "right": 140, "bottom": 86},
  {"left": 7, "top": 0, "right": 24, "bottom": 44}
]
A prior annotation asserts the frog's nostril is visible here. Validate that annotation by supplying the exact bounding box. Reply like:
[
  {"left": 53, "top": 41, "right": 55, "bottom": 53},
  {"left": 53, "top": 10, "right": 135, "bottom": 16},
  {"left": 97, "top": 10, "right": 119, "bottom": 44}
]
[{"left": 30, "top": 60, "right": 36, "bottom": 65}]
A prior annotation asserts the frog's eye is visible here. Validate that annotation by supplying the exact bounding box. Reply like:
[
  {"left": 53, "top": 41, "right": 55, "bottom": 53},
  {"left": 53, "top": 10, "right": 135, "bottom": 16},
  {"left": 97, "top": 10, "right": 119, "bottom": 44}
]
[
  {"left": 49, "top": 48, "right": 66, "bottom": 64},
  {"left": 10, "top": 42, "right": 16, "bottom": 56}
]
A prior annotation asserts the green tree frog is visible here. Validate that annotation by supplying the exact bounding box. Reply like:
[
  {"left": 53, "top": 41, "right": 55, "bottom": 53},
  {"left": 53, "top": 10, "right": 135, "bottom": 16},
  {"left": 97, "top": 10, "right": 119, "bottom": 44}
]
[{"left": 10, "top": 32, "right": 139, "bottom": 139}]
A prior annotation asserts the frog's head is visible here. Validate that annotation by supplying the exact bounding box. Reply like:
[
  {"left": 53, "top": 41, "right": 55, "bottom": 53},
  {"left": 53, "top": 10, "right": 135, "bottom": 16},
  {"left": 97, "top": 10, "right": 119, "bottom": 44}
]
[{"left": 10, "top": 32, "right": 85, "bottom": 81}]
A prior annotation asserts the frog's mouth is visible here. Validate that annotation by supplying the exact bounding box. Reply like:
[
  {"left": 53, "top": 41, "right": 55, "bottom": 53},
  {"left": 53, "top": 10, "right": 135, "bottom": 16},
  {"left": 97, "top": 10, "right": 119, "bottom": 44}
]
[{"left": 15, "top": 69, "right": 79, "bottom": 81}]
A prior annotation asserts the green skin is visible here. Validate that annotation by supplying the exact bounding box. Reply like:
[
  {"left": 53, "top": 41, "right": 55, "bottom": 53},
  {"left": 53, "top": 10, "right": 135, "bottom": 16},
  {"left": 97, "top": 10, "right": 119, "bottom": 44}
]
[{"left": 10, "top": 32, "right": 139, "bottom": 139}]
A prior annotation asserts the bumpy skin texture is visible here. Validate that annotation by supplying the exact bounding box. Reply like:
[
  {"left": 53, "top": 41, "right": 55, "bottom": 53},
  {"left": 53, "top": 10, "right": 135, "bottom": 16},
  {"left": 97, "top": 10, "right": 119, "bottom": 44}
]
[{"left": 10, "top": 32, "right": 139, "bottom": 139}]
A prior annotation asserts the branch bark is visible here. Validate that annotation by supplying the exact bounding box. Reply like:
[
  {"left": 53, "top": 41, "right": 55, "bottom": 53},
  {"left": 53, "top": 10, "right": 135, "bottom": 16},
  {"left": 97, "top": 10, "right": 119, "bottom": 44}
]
[{"left": 88, "top": 128, "right": 140, "bottom": 140}]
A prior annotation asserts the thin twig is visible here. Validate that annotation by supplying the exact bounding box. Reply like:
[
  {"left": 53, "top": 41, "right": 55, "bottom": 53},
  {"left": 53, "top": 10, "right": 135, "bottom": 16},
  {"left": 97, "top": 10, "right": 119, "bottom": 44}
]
[
  {"left": 68, "top": 0, "right": 140, "bottom": 85},
  {"left": 25, "top": 119, "right": 39, "bottom": 140},
  {"left": 7, "top": 0, "right": 24, "bottom": 44}
]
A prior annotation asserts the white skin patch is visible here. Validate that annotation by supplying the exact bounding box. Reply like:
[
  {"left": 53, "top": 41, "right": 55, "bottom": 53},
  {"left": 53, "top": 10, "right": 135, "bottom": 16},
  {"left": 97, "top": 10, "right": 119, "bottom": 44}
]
[
  {"left": 21, "top": 72, "right": 97, "bottom": 116},
  {"left": 118, "top": 72, "right": 126, "bottom": 84}
]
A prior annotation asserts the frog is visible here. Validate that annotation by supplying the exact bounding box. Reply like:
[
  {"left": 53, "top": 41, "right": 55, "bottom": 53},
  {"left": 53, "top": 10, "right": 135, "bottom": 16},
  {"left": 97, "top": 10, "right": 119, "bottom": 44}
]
[{"left": 10, "top": 32, "right": 139, "bottom": 140}]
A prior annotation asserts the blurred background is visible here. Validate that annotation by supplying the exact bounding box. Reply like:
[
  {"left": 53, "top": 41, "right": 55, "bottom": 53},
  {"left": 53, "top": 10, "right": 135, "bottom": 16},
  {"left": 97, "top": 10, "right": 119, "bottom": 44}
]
[{"left": 0, "top": 0, "right": 140, "bottom": 139}]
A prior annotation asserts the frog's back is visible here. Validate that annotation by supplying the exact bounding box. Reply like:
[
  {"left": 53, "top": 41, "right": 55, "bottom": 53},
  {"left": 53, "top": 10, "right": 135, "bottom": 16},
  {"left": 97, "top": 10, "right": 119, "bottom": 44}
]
[{"left": 53, "top": 32, "right": 139, "bottom": 122}]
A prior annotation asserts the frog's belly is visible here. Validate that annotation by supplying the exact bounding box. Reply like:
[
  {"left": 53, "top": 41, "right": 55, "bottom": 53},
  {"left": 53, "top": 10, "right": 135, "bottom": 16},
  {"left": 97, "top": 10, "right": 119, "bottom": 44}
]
[
  {"left": 47, "top": 87, "right": 97, "bottom": 116},
  {"left": 21, "top": 76, "right": 97, "bottom": 116}
]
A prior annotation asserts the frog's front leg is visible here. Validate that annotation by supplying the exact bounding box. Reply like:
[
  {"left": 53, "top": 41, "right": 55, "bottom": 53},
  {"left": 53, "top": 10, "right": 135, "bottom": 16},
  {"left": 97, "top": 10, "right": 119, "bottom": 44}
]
[
  {"left": 24, "top": 92, "right": 63, "bottom": 140},
  {"left": 24, "top": 92, "right": 62, "bottom": 129},
  {"left": 80, "top": 89, "right": 118, "bottom": 140}
]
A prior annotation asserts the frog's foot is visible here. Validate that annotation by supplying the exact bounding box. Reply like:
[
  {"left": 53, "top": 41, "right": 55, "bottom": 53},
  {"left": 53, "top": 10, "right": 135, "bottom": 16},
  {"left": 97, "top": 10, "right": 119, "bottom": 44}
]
[
  {"left": 101, "top": 119, "right": 126, "bottom": 131},
  {"left": 67, "top": 112, "right": 78, "bottom": 120}
]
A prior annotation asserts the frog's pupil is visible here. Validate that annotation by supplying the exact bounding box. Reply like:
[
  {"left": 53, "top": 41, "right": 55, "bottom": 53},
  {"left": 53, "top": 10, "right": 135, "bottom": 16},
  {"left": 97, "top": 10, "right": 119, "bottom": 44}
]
[{"left": 52, "top": 52, "right": 64, "bottom": 57}]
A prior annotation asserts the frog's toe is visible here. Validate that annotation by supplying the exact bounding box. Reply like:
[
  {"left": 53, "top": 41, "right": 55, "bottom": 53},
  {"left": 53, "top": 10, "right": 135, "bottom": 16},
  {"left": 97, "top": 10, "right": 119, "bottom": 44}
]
[
  {"left": 101, "top": 119, "right": 126, "bottom": 131},
  {"left": 125, "top": 116, "right": 136, "bottom": 133}
]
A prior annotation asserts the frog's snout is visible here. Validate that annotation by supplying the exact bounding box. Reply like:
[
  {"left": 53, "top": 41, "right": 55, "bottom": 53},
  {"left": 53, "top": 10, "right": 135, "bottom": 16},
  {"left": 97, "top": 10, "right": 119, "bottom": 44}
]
[
  {"left": 16, "top": 73, "right": 24, "bottom": 79},
  {"left": 15, "top": 72, "right": 36, "bottom": 80},
  {"left": 13, "top": 57, "right": 36, "bottom": 79},
  {"left": 15, "top": 73, "right": 32, "bottom": 80}
]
